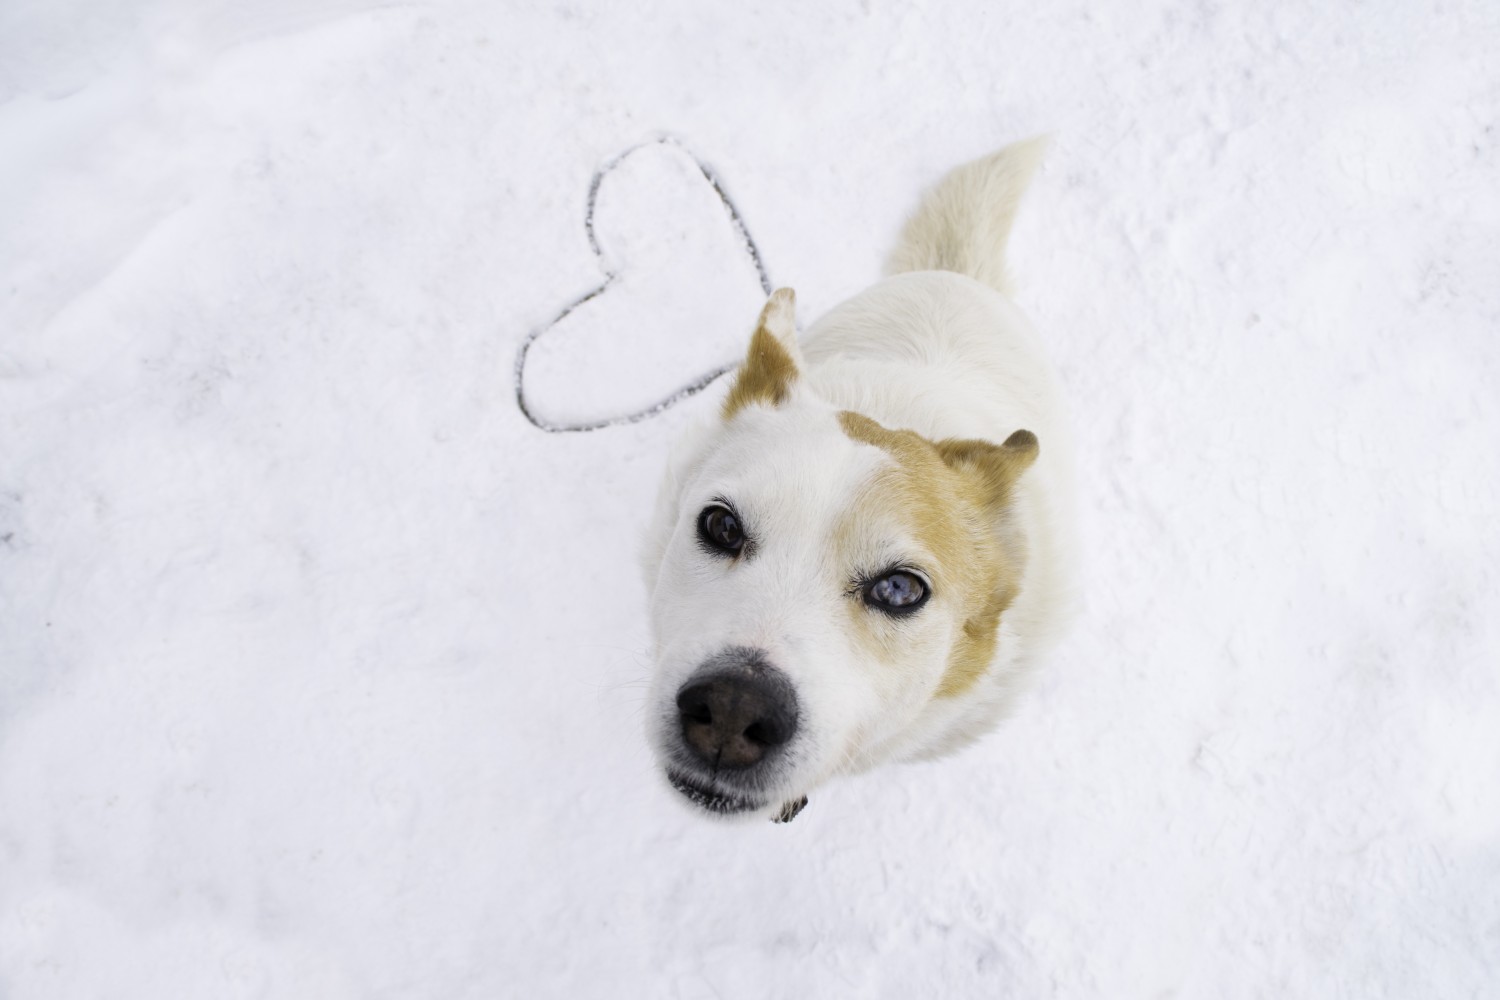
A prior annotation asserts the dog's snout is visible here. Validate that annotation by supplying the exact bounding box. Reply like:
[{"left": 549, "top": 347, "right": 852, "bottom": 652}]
[{"left": 676, "top": 667, "right": 797, "bottom": 770}]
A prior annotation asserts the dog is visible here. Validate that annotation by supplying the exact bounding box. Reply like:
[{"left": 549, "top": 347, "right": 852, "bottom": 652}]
[{"left": 642, "top": 138, "right": 1073, "bottom": 822}]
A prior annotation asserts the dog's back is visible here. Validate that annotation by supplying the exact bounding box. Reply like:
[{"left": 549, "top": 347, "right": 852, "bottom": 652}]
[{"left": 799, "top": 137, "right": 1066, "bottom": 448}]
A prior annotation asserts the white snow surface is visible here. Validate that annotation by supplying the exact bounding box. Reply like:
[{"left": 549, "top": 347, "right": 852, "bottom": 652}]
[{"left": 3, "top": 1, "right": 1499, "bottom": 997}]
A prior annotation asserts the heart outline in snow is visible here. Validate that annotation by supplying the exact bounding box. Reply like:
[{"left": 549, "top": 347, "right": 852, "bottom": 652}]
[{"left": 514, "top": 135, "right": 773, "bottom": 433}]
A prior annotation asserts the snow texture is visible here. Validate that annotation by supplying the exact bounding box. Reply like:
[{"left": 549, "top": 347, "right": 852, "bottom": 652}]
[{"left": 2, "top": 1, "right": 1498, "bottom": 997}]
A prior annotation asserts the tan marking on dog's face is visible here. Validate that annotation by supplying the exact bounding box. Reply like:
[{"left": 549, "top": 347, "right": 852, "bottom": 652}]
[
  {"left": 723, "top": 290, "right": 799, "bottom": 418},
  {"left": 836, "top": 411, "right": 1037, "bottom": 697}
]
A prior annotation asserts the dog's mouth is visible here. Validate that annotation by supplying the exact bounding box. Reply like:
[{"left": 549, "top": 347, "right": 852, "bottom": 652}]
[
  {"left": 666, "top": 769, "right": 762, "bottom": 815},
  {"left": 665, "top": 769, "right": 809, "bottom": 823}
]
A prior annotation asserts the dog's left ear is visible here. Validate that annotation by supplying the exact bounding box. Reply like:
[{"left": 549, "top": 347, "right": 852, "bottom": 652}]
[
  {"left": 934, "top": 430, "right": 1039, "bottom": 509},
  {"left": 723, "top": 288, "right": 801, "bottom": 418}
]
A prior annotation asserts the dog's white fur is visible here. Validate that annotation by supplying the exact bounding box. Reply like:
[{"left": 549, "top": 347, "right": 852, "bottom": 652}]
[{"left": 644, "top": 139, "right": 1073, "bottom": 820}]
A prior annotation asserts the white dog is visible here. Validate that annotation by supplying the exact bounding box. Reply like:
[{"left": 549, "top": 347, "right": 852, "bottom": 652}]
[{"left": 643, "top": 138, "right": 1073, "bottom": 822}]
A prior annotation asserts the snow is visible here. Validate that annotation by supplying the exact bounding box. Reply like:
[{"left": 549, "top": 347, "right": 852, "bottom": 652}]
[{"left": 2, "top": 1, "right": 1498, "bottom": 997}]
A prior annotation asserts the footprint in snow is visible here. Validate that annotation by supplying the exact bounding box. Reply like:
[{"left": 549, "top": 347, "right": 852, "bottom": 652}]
[{"left": 516, "top": 137, "right": 773, "bottom": 433}]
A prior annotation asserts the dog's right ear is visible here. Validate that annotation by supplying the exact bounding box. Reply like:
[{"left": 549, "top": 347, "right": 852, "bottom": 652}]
[{"left": 723, "top": 288, "right": 801, "bottom": 419}]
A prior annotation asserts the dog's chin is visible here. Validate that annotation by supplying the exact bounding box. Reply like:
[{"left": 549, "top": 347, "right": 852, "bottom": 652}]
[{"left": 665, "top": 769, "right": 764, "bottom": 818}]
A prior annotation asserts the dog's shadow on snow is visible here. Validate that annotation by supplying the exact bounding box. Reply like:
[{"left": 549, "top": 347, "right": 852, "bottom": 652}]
[{"left": 515, "top": 136, "right": 773, "bottom": 434}]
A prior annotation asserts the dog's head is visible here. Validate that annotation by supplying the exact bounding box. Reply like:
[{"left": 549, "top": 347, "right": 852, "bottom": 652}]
[{"left": 644, "top": 289, "right": 1038, "bottom": 821}]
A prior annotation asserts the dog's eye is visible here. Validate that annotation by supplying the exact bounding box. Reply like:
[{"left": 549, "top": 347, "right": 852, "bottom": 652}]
[
  {"left": 697, "top": 504, "right": 744, "bottom": 556},
  {"left": 865, "top": 571, "right": 929, "bottom": 614}
]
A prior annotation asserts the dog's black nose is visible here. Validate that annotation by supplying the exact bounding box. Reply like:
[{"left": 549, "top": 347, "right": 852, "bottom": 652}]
[{"left": 676, "top": 664, "right": 797, "bottom": 770}]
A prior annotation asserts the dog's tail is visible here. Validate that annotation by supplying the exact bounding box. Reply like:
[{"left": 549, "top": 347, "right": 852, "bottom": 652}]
[{"left": 884, "top": 136, "right": 1049, "bottom": 296}]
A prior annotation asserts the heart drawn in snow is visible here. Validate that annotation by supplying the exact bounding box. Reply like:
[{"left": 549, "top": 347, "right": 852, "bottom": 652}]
[{"left": 515, "top": 136, "right": 773, "bottom": 433}]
